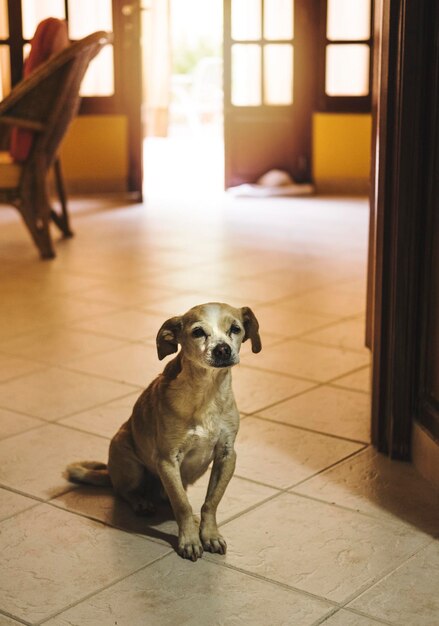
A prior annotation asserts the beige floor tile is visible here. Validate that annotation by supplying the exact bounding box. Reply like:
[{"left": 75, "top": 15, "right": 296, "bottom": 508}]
[
  {"left": 146, "top": 267, "right": 244, "bottom": 293},
  {"left": 76, "top": 282, "right": 175, "bottom": 308},
  {"left": 1, "top": 328, "right": 124, "bottom": 365},
  {"left": 255, "top": 267, "right": 333, "bottom": 294},
  {"left": 0, "top": 367, "right": 136, "bottom": 421},
  {"left": 0, "top": 488, "right": 37, "bottom": 521},
  {"left": 249, "top": 305, "right": 336, "bottom": 337},
  {"left": 245, "top": 339, "right": 370, "bottom": 382},
  {"left": 0, "top": 504, "right": 168, "bottom": 624},
  {"left": 235, "top": 417, "right": 364, "bottom": 488},
  {"left": 0, "top": 407, "right": 43, "bottom": 439},
  {"left": 71, "top": 308, "right": 167, "bottom": 341},
  {"left": 0, "top": 310, "right": 45, "bottom": 342},
  {"left": 192, "top": 275, "right": 318, "bottom": 304},
  {"left": 321, "top": 610, "right": 386, "bottom": 625},
  {"left": 59, "top": 392, "right": 140, "bottom": 438},
  {"left": 43, "top": 553, "right": 333, "bottom": 626},
  {"left": 349, "top": 541, "right": 439, "bottom": 625},
  {"left": 208, "top": 254, "right": 293, "bottom": 279},
  {"left": 68, "top": 343, "right": 161, "bottom": 387},
  {"left": 142, "top": 293, "right": 258, "bottom": 317},
  {"left": 301, "top": 317, "right": 369, "bottom": 352},
  {"left": 27, "top": 296, "right": 120, "bottom": 326},
  {"left": 333, "top": 366, "right": 371, "bottom": 393},
  {"left": 283, "top": 287, "right": 366, "bottom": 317},
  {"left": 232, "top": 366, "right": 315, "bottom": 414},
  {"left": 0, "top": 423, "right": 109, "bottom": 499},
  {"left": 0, "top": 297, "right": 118, "bottom": 341},
  {"left": 15, "top": 272, "right": 105, "bottom": 296},
  {"left": 333, "top": 279, "right": 368, "bottom": 295},
  {"left": 0, "top": 352, "right": 42, "bottom": 382},
  {"left": 218, "top": 493, "right": 430, "bottom": 603},
  {"left": 293, "top": 447, "right": 439, "bottom": 534},
  {"left": 258, "top": 385, "right": 371, "bottom": 442}
]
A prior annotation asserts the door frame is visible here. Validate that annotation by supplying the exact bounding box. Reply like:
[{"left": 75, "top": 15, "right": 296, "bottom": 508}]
[{"left": 369, "top": 0, "right": 439, "bottom": 458}]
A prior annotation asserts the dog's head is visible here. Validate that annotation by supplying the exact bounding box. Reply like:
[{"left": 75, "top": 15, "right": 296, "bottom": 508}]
[{"left": 156, "top": 303, "right": 261, "bottom": 369}]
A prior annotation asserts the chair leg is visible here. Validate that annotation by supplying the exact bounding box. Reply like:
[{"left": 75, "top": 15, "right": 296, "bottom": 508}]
[
  {"left": 52, "top": 157, "right": 73, "bottom": 237},
  {"left": 19, "top": 169, "right": 56, "bottom": 259},
  {"left": 19, "top": 200, "right": 55, "bottom": 259}
]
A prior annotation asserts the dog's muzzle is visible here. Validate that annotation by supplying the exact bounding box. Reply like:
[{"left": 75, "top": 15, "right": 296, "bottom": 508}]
[{"left": 211, "top": 342, "right": 234, "bottom": 367}]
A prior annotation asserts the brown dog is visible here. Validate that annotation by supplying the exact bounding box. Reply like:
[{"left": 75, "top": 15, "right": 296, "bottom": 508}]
[{"left": 66, "top": 303, "right": 261, "bottom": 561}]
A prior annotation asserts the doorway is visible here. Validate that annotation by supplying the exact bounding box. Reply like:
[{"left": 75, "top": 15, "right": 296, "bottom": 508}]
[{"left": 142, "top": 0, "right": 224, "bottom": 199}]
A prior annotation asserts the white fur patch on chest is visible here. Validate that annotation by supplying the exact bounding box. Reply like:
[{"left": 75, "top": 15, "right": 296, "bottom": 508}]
[
  {"left": 180, "top": 423, "right": 217, "bottom": 483},
  {"left": 187, "top": 425, "right": 209, "bottom": 439}
]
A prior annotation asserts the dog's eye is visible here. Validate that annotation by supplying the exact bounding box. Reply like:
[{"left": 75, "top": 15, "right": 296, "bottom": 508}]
[
  {"left": 192, "top": 327, "right": 206, "bottom": 338},
  {"left": 230, "top": 324, "right": 241, "bottom": 335}
]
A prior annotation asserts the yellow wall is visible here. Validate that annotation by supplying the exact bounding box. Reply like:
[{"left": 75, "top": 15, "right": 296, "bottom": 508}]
[
  {"left": 59, "top": 115, "right": 128, "bottom": 193},
  {"left": 313, "top": 113, "right": 372, "bottom": 183},
  {"left": 59, "top": 112, "right": 371, "bottom": 193}
]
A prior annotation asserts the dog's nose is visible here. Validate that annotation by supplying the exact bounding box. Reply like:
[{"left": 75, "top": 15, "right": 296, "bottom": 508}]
[{"left": 213, "top": 343, "right": 231, "bottom": 360}]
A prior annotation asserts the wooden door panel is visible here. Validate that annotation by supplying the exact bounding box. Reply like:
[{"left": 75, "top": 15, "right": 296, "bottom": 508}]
[
  {"left": 227, "top": 113, "right": 299, "bottom": 185},
  {"left": 370, "top": 0, "right": 439, "bottom": 457}
]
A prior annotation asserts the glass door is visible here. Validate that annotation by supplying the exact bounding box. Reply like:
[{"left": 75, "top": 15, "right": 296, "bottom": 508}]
[{"left": 223, "top": 0, "right": 317, "bottom": 187}]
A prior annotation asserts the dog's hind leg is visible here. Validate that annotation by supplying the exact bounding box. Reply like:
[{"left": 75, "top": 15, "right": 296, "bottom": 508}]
[{"left": 108, "top": 435, "right": 156, "bottom": 516}]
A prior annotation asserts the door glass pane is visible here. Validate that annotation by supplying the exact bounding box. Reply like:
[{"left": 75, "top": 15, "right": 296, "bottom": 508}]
[
  {"left": 232, "top": 44, "right": 261, "bottom": 105},
  {"left": 23, "top": 42, "right": 31, "bottom": 60},
  {"left": 327, "top": 0, "right": 371, "bottom": 41},
  {"left": 80, "top": 44, "right": 114, "bottom": 96},
  {"left": 264, "top": 44, "right": 293, "bottom": 104},
  {"left": 68, "top": 0, "right": 113, "bottom": 39},
  {"left": 325, "top": 44, "right": 369, "bottom": 95},
  {"left": 231, "top": 0, "right": 261, "bottom": 41},
  {"left": 0, "top": 45, "right": 10, "bottom": 99},
  {"left": 0, "top": 0, "right": 8, "bottom": 38},
  {"left": 264, "top": 0, "right": 293, "bottom": 41},
  {"left": 21, "top": 0, "right": 65, "bottom": 40}
]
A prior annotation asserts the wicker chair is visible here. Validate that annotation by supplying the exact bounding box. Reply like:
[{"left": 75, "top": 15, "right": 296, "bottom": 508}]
[{"left": 0, "top": 31, "right": 111, "bottom": 259}]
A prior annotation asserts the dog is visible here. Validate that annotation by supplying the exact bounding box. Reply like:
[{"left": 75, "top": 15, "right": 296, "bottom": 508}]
[{"left": 66, "top": 302, "right": 261, "bottom": 561}]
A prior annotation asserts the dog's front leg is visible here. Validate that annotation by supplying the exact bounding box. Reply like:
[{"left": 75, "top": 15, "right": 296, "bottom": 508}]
[
  {"left": 157, "top": 458, "right": 203, "bottom": 561},
  {"left": 200, "top": 442, "right": 236, "bottom": 554}
]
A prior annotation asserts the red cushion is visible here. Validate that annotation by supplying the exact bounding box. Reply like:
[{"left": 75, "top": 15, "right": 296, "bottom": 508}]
[{"left": 9, "top": 18, "right": 69, "bottom": 162}]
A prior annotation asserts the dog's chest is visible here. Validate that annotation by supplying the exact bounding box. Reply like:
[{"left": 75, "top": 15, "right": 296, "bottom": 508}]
[{"left": 179, "top": 419, "right": 220, "bottom": 482}]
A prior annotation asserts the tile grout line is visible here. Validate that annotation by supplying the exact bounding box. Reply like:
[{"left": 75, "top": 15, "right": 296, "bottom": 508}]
[
  {"left": 202, "top": 556, "right": 343, "bottom": 610},
  {"left": 311, "top": 606, "right": 393, "bottom": 626},
  {"left": 246, "top": 413, "right": 371, "bottom": 446},
  {"left": 0, "top": 387, "right": 143, "bottom": 436},
  {"left": 286, "top": 446, "right": 370, "bottom": 491},
  {"left": 50, "top": 389, "right": 143, "bottom": 424},
  {"left": 45, "top": 496, "right": 178, "bottom": 553},
  {"left": 329, "top": 535, "right": 439, "bottom": 616},
  {"left": 35, "top": 549, "right": 175, "bottom": 626},
  {"left": 238, "top": 361, "right": 370, "bottom": 389},
  {"left": 0, "top": 607, "right": 31, "bottom": 626}
]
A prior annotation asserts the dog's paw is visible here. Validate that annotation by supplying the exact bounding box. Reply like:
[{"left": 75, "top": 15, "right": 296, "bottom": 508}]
[
  {"left": 177, "top": 533, "right": 204, "bottom": 562},
  {"left": 200, "top": 530, "right": 227, "bottom": 555}
]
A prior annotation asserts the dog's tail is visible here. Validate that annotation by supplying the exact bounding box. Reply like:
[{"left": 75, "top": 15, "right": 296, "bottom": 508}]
[{"left": 65, "top": 461, "right": 112, "bottom": 487}]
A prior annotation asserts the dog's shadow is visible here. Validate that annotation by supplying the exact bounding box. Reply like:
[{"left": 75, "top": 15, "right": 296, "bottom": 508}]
[{"left": 58, "top": 486, "right": 179, "bottom": 551}]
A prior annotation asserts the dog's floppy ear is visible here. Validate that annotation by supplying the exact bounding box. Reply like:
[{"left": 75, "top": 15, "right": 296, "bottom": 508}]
[
  {"left": 241, "top": 307, "right": 262, "bottom": 353},
  {"left": 156, "top": 316, "right": 182, "bottom": 360}
]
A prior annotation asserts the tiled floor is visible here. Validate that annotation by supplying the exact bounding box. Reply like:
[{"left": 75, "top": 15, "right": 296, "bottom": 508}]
[{"left": 1, "top": 181, "right": 439, "bottom": 625}]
